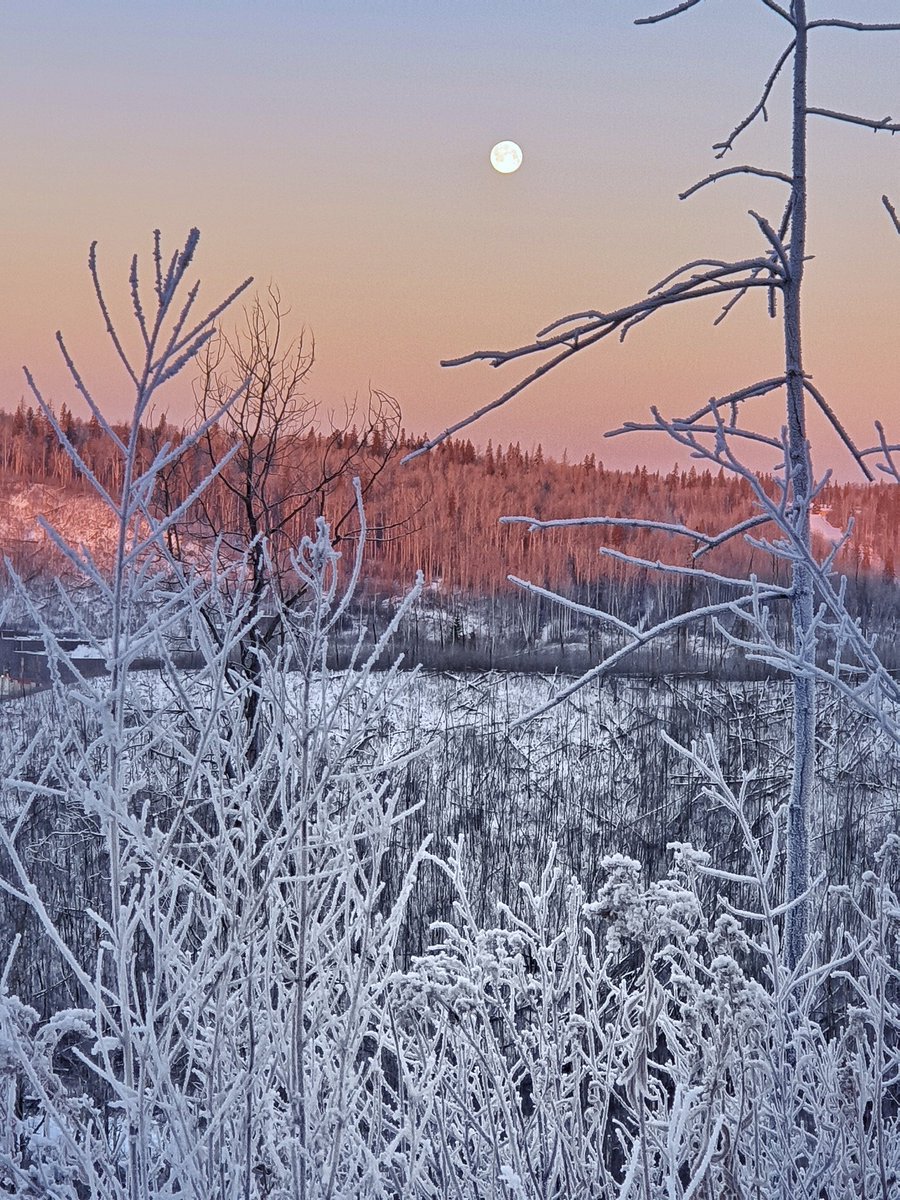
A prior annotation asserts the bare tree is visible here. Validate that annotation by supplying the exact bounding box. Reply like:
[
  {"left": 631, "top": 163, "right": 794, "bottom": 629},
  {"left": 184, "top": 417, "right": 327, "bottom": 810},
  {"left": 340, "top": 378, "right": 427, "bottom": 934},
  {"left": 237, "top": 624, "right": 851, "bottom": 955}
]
[
  {"left": 159, "top": 287, "right": 402, "bottom": 761},
  {"left": 407, "top": 1, "right": 900, "bottom": 968}
]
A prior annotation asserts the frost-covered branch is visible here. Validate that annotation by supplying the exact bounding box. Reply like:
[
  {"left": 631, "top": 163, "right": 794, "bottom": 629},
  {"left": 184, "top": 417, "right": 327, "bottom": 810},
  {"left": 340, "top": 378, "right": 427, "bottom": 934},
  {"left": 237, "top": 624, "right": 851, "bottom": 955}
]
[
  {"left": 678, "top": 164, "right": 793, "bottom": 200},
  {"left": 634, "top": 0, "right": 706, "bottom": 25},
  {"left": 713, "top": 39, "right": 797, "bottom": 158},
  {"left": 806, "top": 106, "right": 900, "bottom": 133},
  {"left": 883, "top": 193, "right": 900, "bottom": 235},
  {"left": 808, "top": 18, "right": 900, "bottom": 33},
  {"left": 404, "top": 262, "right": 782, "bottom": 463},
  {"left": 501, "top": 580, "right": 788, "bottom": 725}
]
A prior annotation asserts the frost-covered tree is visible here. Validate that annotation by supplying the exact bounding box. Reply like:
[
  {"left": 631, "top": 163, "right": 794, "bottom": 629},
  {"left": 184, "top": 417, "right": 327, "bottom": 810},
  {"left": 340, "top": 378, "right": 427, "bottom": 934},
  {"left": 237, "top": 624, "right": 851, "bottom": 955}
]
[
  {"left": 0, "top": 229, "right": 424, "bottom": 1198},
  {"left": 408, "top": 0, "right": 900, "bottom": 969}
]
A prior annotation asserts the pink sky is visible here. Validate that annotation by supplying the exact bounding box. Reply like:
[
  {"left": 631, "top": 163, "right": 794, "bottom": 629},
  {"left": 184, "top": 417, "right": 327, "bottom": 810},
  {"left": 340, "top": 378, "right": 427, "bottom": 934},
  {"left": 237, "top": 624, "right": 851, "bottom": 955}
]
[{"left": 2, "top": 1, "right": 898, "bottom": 476}]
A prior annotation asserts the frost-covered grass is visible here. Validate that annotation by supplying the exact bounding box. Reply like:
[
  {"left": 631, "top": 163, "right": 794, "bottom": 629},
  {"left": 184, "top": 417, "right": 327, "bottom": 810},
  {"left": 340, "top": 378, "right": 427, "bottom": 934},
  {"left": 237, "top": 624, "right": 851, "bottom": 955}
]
[
  {"left": 2, "top": 664, "right": 898, "bottom": 1198},
  {"left": 376, "top": 671, "right": 900, "bottom": 963}
]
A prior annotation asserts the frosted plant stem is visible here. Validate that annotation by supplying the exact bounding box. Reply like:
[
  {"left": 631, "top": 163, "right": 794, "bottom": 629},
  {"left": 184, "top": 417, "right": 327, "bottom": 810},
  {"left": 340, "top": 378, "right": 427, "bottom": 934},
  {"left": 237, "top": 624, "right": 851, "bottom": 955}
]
[
  {"left": 292, "top": 813, "right": 309, "bottom": 1200},
  {"left": 784, "top": 0, "right": 814, "bottom": 972},
  {"left": 106, "top": 393, "right": 141, "bottom": 1200}
]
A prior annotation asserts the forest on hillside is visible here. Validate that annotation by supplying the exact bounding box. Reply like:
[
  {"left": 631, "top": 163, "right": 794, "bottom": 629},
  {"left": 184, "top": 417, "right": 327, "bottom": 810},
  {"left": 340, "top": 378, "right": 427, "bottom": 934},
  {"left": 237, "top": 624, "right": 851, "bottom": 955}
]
[
  {"left": 2, "top": 402, "right": 898, "bottom": 604},
  {"left": 3, "top": 403, "right": 898, "bottom": 678}
]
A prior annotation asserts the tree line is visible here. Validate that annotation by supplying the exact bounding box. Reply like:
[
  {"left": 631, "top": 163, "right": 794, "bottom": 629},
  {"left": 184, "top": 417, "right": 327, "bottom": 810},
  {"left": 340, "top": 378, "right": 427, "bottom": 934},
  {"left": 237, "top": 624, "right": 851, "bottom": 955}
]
[{"left": 2, "top": 400, "right": 898, "bottom": 606}]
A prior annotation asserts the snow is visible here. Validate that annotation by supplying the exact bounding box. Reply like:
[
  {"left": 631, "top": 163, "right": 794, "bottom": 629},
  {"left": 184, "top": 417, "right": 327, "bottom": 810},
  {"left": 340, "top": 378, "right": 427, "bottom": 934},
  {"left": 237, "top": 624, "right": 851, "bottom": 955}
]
[{"left": 68, "top": 643, "right": 106, "bottom": 660}]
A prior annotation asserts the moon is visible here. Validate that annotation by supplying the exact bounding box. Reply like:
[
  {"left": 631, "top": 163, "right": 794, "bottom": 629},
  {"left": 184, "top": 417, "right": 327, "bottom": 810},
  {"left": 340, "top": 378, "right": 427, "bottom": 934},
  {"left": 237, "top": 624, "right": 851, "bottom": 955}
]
[{"left": 490, "top": 140, "right": 523, "bottom": 174}]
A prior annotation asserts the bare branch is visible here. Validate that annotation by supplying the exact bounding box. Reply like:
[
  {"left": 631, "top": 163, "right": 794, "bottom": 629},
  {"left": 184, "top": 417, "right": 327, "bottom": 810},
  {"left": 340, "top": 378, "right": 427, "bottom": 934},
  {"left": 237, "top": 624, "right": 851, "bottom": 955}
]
[
  {"left": 597, "top": 546, "right": 790, "bottom": 592},
  {"left": 407, "top": 267, "right": 781, "bottom": 460},
  {"left": 883, "top": 194, "right": 900, "bottom": 235},
  {"left": 446, "top": 263, "right": 781, "bottom": 369},
  {"left": 403, "top": 328, "right": 611, "bottom": 462},
  {"left": 808, "top": 19, "right": 900, "bottom": 34},
  {"left": 714, "top": 40, "right": 796, "bottom": 158},
  {"left": 453, "top": 259, "right": 781, "bottom": 368},
  {"left": 501, "top": 513, "right": 725, "bottom": 545},
  {"left": 801, "top": 379, "right": 873, "bottom": 480},
  {"left": 756, "top": 0, "right": 794, "bottom": 23},
  {"left": 634, "top": 0, "right": 705, "bottom": 25},
  {"left": 679, "top": 165, "right": 793, "bottom": 200},
  {"left": 806, "top": 107, "right": 900, "bottom": 134}
]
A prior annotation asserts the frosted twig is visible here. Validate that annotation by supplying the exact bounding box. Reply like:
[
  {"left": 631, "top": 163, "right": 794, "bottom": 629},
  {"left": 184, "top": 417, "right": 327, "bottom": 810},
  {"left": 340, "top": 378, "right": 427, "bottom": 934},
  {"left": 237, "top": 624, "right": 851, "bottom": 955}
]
[
  {"left": 51, "top": 335, "right": 127, "bottom": 453},
  {"left": 22, "top": 368, "right": 119, "bottom": 511},
  {"left": 867, "top": 421, "right": 900, "bottom": 483},
  {"left": 713, "top": 39, "right": 797, "bottom": 158},
  {"left": 679, "top": 165, "right": 793, "bottom": 200},
  {"left": 749, "top": 210, "right": 790, "bottom": 277},
  {"left": 635, "top": 0, "right": 705, "bottom": 25},
  {"left": 446, "top": 261, "right": 781, "bottom": 364},
  {"left": 808, "top": 19, "right": 900, "bottom": 33},
  {"left": 649, "top": 258, "right": 733, "bottom": 293},
  {"left": 597, "top": 546, "right": 790, "bottom": 593},
  {"left": 501, "top": 513, "right": 731, "bottom": 545},
  {"left": 536, "top": 310, "right": 605, "bottom": 338},
  {"left": 681, "top": 376, "right": 787, "bottom": 425},
  {"left": 402, "top": 325, "right": 613, "bottom": 462},
  {"left": 756, "top": 0, "right": 793, "bottom": 23},
  {"left": 801, "top": 379, "right": 873, "bottom": 479},
  {"left": 89, "top": 241, "right": 139, "bottom": 388},
  {"left": 506, "top": 588, "right": 787, "bottom": 726},
  {"left": 692, "top": 515, "right": 775, "bottom": 559},
  {"left": 610, "top": 416, "right": 783, "bottom": 452},
  {"left": 406, "top": 263, "right": 782, "bottom": 460},
  {"left": 506, "top": 575, "right": 637, "bottom": 636},
  {"left": 806, "top": 107, "right": 900, "bottom": 133},
  {"left": 153, "top": 274, "right": 253, "bottom": 371}
]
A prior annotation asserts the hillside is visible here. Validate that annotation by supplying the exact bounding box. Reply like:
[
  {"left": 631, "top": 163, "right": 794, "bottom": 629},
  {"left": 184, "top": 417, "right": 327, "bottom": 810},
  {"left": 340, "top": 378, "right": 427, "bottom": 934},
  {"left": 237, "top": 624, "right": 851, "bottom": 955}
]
[{"left": 1, "top": 404, "right": 897, "bottom": 605}]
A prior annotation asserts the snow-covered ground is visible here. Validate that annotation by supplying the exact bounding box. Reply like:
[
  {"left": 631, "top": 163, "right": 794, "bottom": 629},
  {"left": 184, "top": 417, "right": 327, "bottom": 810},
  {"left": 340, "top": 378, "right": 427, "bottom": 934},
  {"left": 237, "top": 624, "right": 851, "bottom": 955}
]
[{"left": 1, "top": 653, "right": 898, "bottom": 1196}]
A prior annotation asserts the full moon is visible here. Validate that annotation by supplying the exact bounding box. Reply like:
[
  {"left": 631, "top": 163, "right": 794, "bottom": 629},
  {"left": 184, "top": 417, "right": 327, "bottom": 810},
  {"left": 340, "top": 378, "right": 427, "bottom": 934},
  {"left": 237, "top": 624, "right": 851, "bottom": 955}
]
[{"left": 490, "top": 140, "right": 523, "bottom": 174}]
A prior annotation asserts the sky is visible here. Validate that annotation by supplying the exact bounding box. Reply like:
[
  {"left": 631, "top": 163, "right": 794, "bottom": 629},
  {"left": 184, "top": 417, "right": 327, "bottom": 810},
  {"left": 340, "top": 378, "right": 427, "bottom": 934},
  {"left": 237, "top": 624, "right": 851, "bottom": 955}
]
[{"left": 2, "top": 1, "right": 899, "bottom": 474}]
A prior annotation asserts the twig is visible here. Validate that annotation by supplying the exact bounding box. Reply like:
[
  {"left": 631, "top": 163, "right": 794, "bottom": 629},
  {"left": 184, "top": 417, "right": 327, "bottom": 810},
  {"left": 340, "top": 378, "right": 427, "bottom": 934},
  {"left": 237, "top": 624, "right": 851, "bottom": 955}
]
[
  {"left": 635, "top": 0, "right": 705, "bottom": 25},
  {"left": 680, "top": 165, "right": 793, "bottom": 201},
  {"left": 714, "top": 40, "right": 797, "bottom": 158},
  {"left": 806, "top": 108, "right": 900, "bottom": 134}
]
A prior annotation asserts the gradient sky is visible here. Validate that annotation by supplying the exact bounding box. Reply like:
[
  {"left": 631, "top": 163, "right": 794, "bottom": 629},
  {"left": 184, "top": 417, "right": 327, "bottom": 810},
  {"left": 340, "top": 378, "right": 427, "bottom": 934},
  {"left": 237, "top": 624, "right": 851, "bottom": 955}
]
[{"left": 2, "top": 1, "right": 898, "bottom": 473}]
